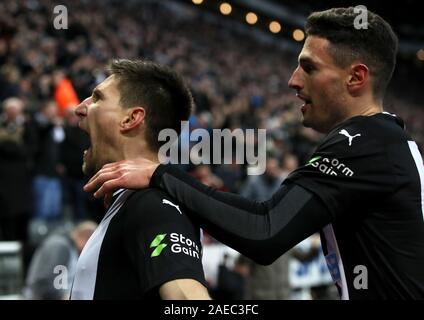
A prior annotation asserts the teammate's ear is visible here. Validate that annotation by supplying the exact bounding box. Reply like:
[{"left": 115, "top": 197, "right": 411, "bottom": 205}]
[
  {"left": 120, "top": 107, "right": 145, "bottom": 133},
  {"left": 347, "top": 64, "right": 369, "bottom": 96}
]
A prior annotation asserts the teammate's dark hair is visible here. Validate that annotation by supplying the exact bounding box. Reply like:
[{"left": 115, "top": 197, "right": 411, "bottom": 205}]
[
  {"left": 305, "top": 7, "right": 398, "bottom": 99},
  {"left": 108, "top": 59, "right": 193, "bottom": 151}
]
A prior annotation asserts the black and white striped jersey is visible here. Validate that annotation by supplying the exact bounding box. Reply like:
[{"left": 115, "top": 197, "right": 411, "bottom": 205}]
[
  {"left": 70, "top": 188, "right": 206, "bottom": 299},
  {"left": 150, "top": 112, "right": 424, "bottom": 299},
  {"left": 287, "top": 113, "right": 424, "bottom": 299}
]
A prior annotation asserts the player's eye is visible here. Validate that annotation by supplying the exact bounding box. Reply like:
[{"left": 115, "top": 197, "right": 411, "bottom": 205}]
[{"left": 302, "top": 63, "right": 315, "bottom": 74}]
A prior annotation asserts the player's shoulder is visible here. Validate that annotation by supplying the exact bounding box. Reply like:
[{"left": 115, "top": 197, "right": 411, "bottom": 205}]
[
  {"left": 320, "top": 112, "right": 409, "bottom": 153},
  {"left": 353, "top": 112, "right": 408, "bottom": 138},
  {"left": 127, "top": 187, "right": 167, "bottom": 201},
  {"left": 128, "top": 188, "right": 178, "bottom": 205},
  {"left": 124, "top": 188, "right": 187, "bottom": 219}
]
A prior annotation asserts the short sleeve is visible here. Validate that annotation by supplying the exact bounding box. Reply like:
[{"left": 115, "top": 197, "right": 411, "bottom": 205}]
[{"left": 122, "top": 190, "right": 207, "bottom": 296}]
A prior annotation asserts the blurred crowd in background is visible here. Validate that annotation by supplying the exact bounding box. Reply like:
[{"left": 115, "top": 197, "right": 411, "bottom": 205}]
[{"left": 0, "top": 0, "right": 422, "bottom": 299}]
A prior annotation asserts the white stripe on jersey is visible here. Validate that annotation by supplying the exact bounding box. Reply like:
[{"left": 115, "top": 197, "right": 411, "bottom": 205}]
[
  {"left": 322, "top": 224, "right": 349, "bottom": 300},
  {"left": 70, "top": 189, "right": 134, "bottom": 299},
  {"left": 408, "top": 141, "right": 424, "bottom": 221}
]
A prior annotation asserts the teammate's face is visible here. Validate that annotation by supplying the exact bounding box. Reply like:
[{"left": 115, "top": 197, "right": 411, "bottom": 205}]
[
  {"left": 288, "top": 36, "right": 349, "bottom": 133},
  {"left": 75, "top": 75, "right": 125, "bottom": 177}
]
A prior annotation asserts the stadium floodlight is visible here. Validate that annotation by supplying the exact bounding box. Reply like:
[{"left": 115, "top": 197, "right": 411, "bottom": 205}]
[
  {"left": 220, "top": 2, "right": 232, "bottom": 15},
  {"left": 269, "top": 21, "right": 281, "bottom": 33},
  {"left": 246, "top": 12, "right": 258, "bottom": 25},
  {"left": 292, "top": 29, "right": 305, "bottom": 42}
]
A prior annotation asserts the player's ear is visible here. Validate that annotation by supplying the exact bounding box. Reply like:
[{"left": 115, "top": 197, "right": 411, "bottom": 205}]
[
  {"left": 120, "top": 107, "right": 146, "bottom": 133},
  {"left": 347, "top": 63, "right": 369, "bottom": 96}
]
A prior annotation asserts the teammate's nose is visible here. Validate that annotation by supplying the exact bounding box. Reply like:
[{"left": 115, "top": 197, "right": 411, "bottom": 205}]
[{"left": 288, "top": 66, "right": 303, "bottom": 91}]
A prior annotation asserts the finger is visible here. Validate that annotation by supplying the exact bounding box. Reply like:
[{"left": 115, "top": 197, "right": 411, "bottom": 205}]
[
  {"left": 101, "top": 159, "right": 133, "bottom": 170},
  {"left": 84, "top": 171, "right": 122, "bottom": 192},
  {"left": 86, "top": 160, "right": 131, "bottom": 185},
  {"left": 93, "top": 176, "right": 125, "bottom": 198},
  {"left": 86, "top": 164, "right": 119, "bottom": 185},
  {"left": 84, "top": 169, "right": 115, "bottom": 191},
  {"left": 85, "top": 162, "right": 138, "bottom": 191}
]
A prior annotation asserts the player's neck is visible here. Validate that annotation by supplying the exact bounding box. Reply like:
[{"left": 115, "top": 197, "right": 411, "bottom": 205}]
[
  {"left": 121, "top": 142, "right": 159, "bottom": 163},
  {"left": 346, "top": 96, "right": 383, "bottom": 119},
  {"left": 325, "top": 99, "right": 383, "bottom": 134}
]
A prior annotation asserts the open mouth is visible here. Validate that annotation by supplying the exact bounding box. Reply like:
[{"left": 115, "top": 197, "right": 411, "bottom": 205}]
[
  {"left": 296, "top": 93, "right": 312, "bottom": 113},
  {"left": 78, "top": 122, "right": 92, "bottom": 160},
  {"left": 82, "top": 141, "right": 92, "bottom": 166}
]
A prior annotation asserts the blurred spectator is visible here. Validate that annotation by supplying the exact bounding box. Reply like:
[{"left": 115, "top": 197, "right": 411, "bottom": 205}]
[
  {"left": 53, "top": 70, "right": 80, "bottom": 118},
  {"left": 201, "top": 241, "right": 239, "bottom": 287},
  {"left": 213, "top": 253, "right": 250, "bottom": 300},
  {"left": 245, "top": 254, "right": 291, "bottom": 300},
  {"left": 0, "top": 65, "right": 21, "bottom": 100},
  {"left": 240, "top": 156, "right": 291, "bottom": 299},
  {"left": 32, "top": 101, "right": 65, "bottom": 222},
  {"left": 0, "top": 97, "right": 35, "bottom": 241},
  {"left": 214, "top": 162, "right": 245, "bottom": 193},
  {"left": 240, "top": 157, "right": 284, "bottom": 200},
  {"left": 289, "top": 234, "right": 337, "bottom": 300},
  {"left": 23, "top": 221, "right": 97, "bottom": 300},
  {"left": 280, "top": 153, "right": 299, "bottom": 180},
  {"left": 190, "top": 164, "right": 225, "bottom": 190},
  {"left": 291, "top": 127, "right": 323, "bottom": 165}
]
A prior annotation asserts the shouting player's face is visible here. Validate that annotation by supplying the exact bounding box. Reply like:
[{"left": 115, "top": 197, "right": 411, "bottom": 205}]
[
  {"left": 288, "top": 36, "right": 350, "bottom": 133},
  {"left": 75, "top": 75, "right": 126, "bottom": 177}
]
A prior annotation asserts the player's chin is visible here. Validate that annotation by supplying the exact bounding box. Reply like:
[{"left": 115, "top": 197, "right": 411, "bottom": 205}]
[
  {"left": 301, "top": 114, "right": 313, "bottom": 128},
  {"left": 82, "top": 160, "right": 96, "bottom": 178},
  {"left": 303, "top": 116, "right": 329, "bottom": 134}
]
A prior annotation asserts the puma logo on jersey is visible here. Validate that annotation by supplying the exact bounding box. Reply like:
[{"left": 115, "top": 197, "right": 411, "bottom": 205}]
[
  {"left": 162, "top": 199, "right": 182, "bottom": 214},
  {"left": 339, "top": 129, "right": 361, "bottom": 146}
]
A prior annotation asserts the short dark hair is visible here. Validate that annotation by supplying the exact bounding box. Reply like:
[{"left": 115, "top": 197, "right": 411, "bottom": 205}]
[
  {"left": 305, "top": 7, "right": 398, "bottom": 99},
  {"left": 108, "top": 59, "right": 193, "bottom": 151}
]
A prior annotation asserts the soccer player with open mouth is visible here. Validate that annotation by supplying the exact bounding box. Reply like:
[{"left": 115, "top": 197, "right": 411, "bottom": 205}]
[{"left": 70, "top": 59, "right": 210, "bottom": 300}]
